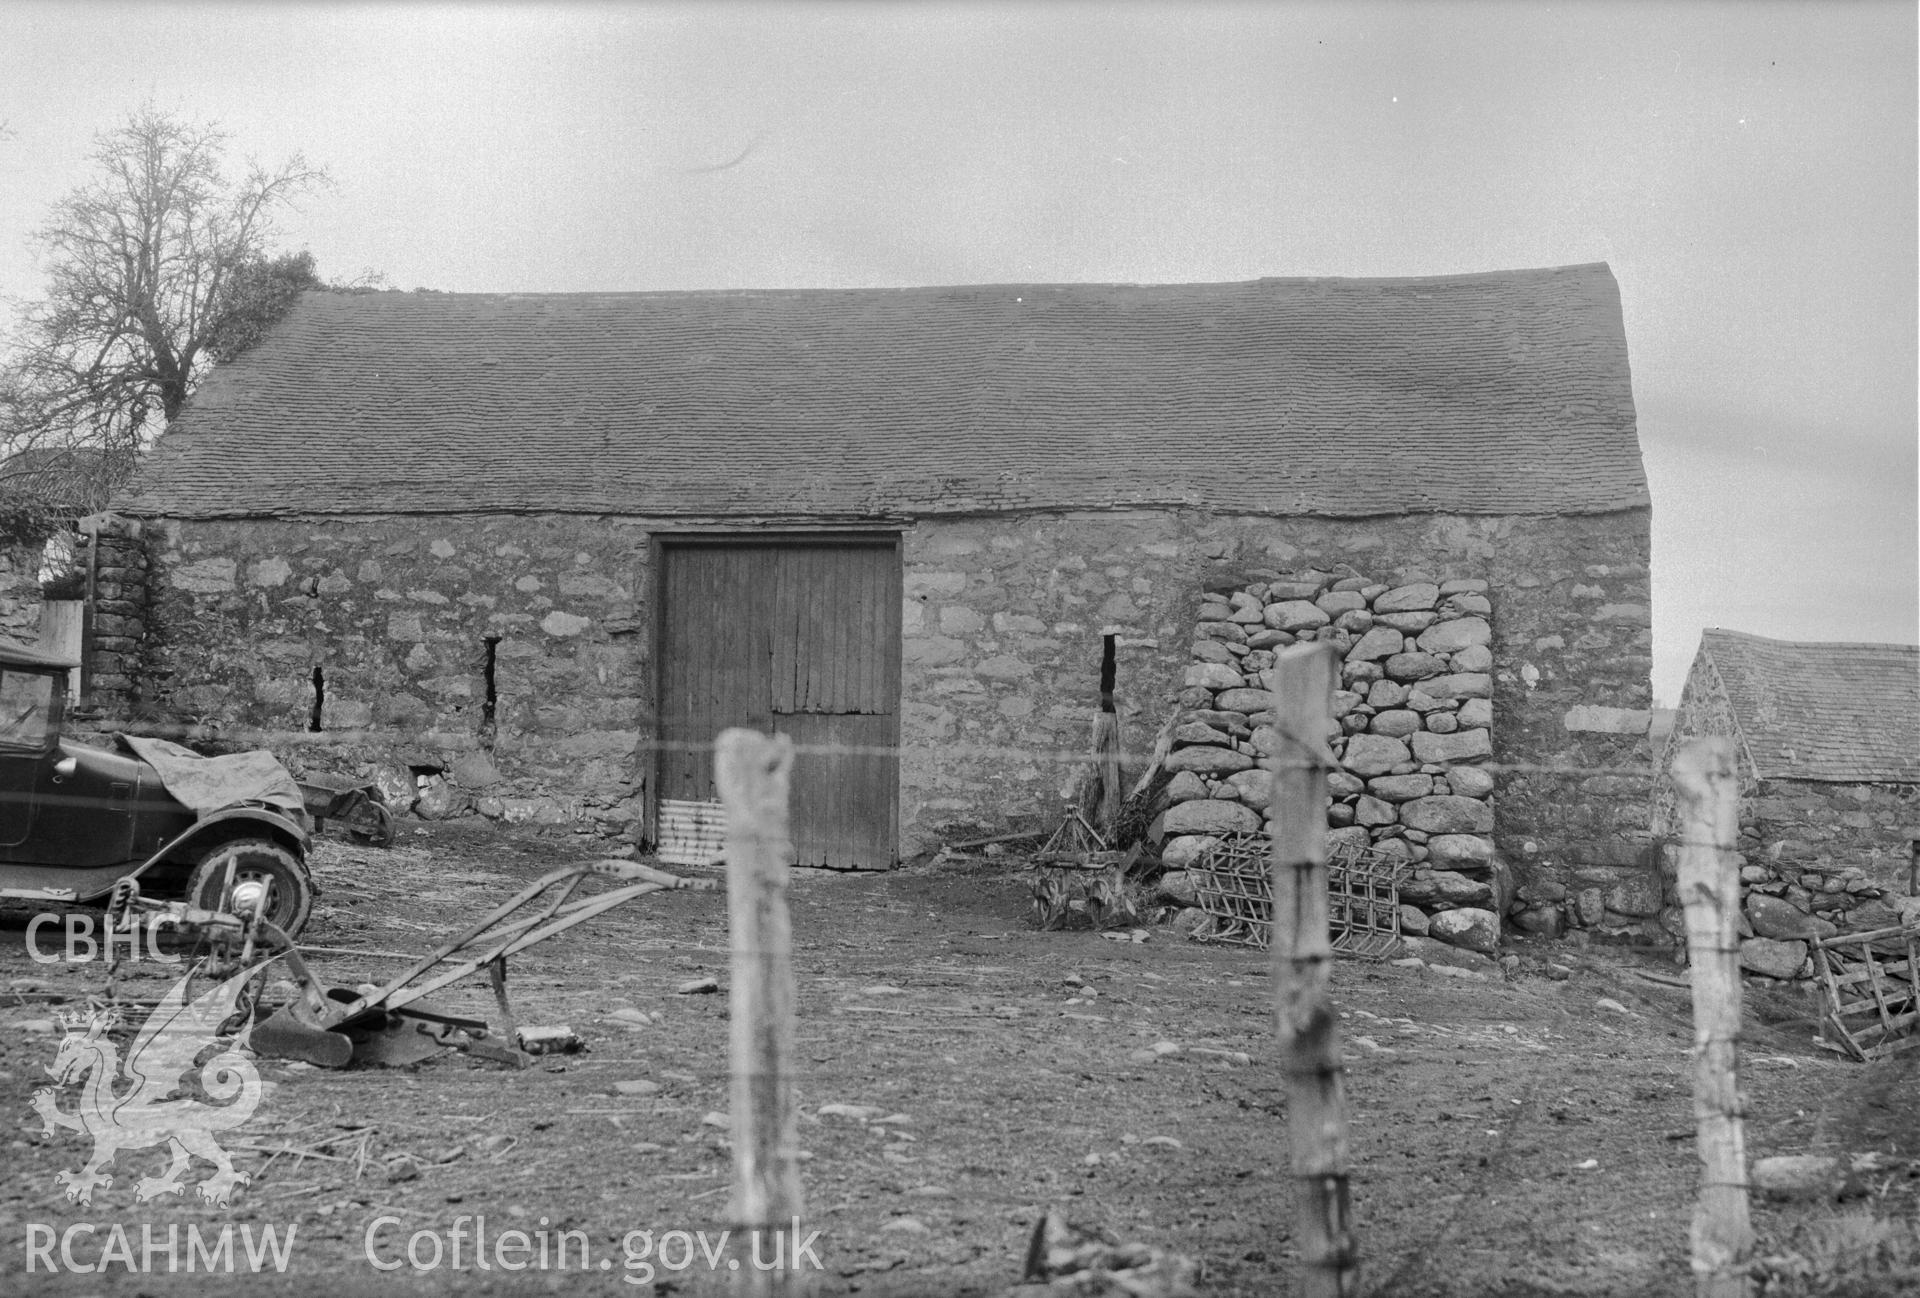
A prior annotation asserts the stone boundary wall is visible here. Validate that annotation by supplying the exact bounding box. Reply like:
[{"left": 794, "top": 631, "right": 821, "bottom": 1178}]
[
  {"left": 1161, "top": 572, "right": 1505, "bottom": 953},
  {"left": 0, "top": 540, "right": 45, "bottom": 643}
]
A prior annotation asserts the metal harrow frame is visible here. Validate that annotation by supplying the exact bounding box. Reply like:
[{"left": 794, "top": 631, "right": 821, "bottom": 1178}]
[{"left": 1186, "top": 831, "right": 1407, "bottom": 959}]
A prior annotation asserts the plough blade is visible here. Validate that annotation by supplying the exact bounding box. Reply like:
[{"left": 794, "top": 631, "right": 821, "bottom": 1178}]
[
  {"left": 252, "top": 992, "right": 521, "bottom": 1070},
  {"left": 344, "top": 1013, "right": 459, "bottom": 1068},
  {"left": 253, "top": 1005, "right": 353, "bottom": 1068}
]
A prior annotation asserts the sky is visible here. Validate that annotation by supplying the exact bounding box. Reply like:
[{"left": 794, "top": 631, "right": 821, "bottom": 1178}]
[{"left": 0, "top": 0, "right": 1913, "bottom": 704}]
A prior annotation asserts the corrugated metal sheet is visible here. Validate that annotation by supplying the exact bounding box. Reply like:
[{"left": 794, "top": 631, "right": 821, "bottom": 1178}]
[{"left": 656, "top": 798, "right": 725, "bottom": 868}]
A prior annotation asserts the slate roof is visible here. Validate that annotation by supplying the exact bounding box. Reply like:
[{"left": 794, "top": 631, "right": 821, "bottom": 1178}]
[
  {"left": 1696, "top": 630, "right": 1920, "bottom": 783},
  {"left": 116, "top": 263, "right": 1647, "bottom": 521}
]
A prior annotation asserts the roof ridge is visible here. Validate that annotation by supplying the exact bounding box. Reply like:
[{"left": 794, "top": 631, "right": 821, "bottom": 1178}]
[
  {"left": 322, "top": 262, "right": 1617, "bottom": 304},
  {"left": 1702, "top": 628, "right": 1920, "bottom": 654}
]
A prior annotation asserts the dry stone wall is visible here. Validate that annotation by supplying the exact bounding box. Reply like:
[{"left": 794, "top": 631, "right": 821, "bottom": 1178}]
[{"left": 1162, "top": 573, "right": 1502, "bottom": 941}]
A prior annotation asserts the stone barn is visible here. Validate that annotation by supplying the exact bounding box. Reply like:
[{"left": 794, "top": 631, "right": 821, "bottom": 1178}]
[
  {"left": 101, "top": 262, "right": 1654, "bottom": 906},
  {"left": 1653, "top": 629, "right": 1920, "bottom": 976}
]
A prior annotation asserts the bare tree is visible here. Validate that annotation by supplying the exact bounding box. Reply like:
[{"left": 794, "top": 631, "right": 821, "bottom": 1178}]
[{"left": 2, "top": 106, "right": 329, "bottom": 480}]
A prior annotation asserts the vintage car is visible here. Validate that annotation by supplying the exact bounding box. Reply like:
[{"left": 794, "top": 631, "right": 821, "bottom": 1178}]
[{"left": 0, "top": 638, "right": 314, "bottom": 936}]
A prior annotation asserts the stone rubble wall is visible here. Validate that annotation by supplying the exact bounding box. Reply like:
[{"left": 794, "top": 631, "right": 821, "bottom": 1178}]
[
  {"left": 901, "top": 508, "right": 1654, "bottom": 906},
  {"left": 899, "top": 512, "right": 1190, "bottom": 845},
  {"left": 118, "top": 506, "right": 1653, "bottom": 874},
  {"left": 137, "top": 515, "right": 652, "bottom": 837},
  {"left": 1162, "top": 572, "right": 1503, "bottom": 943},
  {"left": 1718, "top": 778, "right": 1919, "bottom": 980}
]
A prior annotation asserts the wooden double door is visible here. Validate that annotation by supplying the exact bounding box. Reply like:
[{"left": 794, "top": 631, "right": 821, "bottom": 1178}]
[{"left": 656, "top": 537, "right": 901, "bottom": 868}]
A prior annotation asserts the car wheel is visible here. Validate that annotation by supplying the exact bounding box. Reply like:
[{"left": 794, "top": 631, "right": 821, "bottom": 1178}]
[{"left": 187, "top": 839, "right": 314, "bottom": 939}]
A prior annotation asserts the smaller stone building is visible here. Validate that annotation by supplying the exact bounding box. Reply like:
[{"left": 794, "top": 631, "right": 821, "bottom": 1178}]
[{"left": 1654, "top": 629, "right": 1920, "bottom": 979}]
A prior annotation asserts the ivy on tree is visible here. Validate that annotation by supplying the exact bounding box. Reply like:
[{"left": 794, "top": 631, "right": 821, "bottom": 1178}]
[{"left": 1, "top": 105, "right": 331, "bottom": 505}]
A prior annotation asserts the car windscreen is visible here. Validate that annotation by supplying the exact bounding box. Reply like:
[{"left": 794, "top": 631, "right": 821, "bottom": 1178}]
[{"left": 0, "top": 668, "right": 57, "bottom": 749}]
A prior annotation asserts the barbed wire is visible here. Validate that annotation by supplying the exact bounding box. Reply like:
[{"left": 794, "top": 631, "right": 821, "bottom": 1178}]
[
  {"left": 28, "top": 943, "right": 1832, "bottom": 1099},
  {"left": 0, "top": 997, "right": 1656, "bottom": 1087},
  {"left": 85, "top": 722, "right": 1682, "bottom": 782}
]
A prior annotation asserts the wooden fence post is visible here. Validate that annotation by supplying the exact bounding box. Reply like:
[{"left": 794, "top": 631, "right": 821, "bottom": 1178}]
[
  {"left": 1673, "top": 737, "right": 1752, "bottom": 1298},
  {"left": 715, "top": 728, "right": 806, "bottom": 1294},
  {"left": 1267, "top": 641, "right": 1359, "bottom": 1297}
]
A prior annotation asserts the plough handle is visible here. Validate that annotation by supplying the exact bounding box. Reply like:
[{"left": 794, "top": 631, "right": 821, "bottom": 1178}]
[{"left": 588, "top": 858, "right": 721, "bottom": 889}]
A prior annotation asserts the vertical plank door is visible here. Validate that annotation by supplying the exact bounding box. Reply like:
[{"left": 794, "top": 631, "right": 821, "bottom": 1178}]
[
  {"left": 657, "top": 538, "right": 900, "bottom": 868},
  {"left": 657, "top": 543, "right": 774, "bottom": 810}
]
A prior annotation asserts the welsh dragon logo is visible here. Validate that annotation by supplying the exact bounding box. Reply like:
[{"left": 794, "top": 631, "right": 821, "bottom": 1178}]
[{"left": 31, "top": 960, "right": 270, "bottom": 1207}]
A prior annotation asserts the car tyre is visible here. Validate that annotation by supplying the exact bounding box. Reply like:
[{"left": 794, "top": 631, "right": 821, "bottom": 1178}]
[{"left": 186, "top": 839, "right": 314, "bottom": 939}]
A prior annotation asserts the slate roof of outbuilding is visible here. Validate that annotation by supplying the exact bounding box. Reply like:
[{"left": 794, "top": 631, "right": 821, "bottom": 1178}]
[
  {"left": 1696, "top": 630, "right": 1920, "bottom": 783},
  {"left": 116, "top": 263, "right": 1647, "bottom": 521}
]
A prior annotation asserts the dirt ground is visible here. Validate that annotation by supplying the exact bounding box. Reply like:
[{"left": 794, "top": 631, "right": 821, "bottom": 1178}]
[{"left": 0, "top": 821, "right": 1914, "bottom": 1297}]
